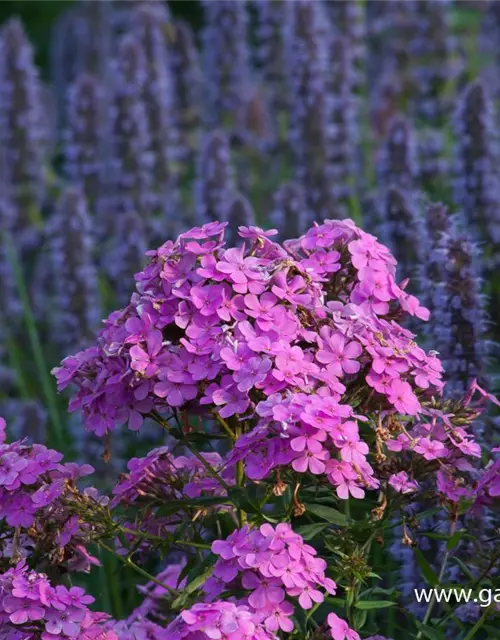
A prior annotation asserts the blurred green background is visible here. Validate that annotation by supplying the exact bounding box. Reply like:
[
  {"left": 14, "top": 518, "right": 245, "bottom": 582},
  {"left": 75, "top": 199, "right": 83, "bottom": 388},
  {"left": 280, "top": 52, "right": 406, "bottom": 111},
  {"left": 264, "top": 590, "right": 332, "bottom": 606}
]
[{"left": 0, "top": 1, "right": 203, "bottom": 75}]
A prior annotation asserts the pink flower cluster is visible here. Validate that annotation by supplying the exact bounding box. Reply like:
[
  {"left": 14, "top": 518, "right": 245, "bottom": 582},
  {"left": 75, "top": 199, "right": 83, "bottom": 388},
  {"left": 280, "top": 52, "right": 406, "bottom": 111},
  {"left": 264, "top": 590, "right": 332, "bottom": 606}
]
[
  {"left": 0, "top": 421, "right": 100, "bottom": 572},
  {"left": 203, "top": 523, "right": 336, "bottom": 634},
  {"left": 165, "top": 602, "right": 276, "bottom": 639},
  {"left": 0, "top": 561, "right": 117, "bottom": 640},
  {"left": 112, "top": 447, "right": 233, "bottom": 508},
  {"left": 111, "top": 446, "right": 234, "bottom": 555},
  {"left": 53, "top": 220, "right": 448, "bottom": 501}
]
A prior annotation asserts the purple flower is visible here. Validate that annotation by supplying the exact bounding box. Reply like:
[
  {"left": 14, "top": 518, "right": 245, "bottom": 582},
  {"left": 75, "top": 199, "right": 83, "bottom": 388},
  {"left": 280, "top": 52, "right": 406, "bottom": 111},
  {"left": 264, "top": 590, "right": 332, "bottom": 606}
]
[
  {"left": 130, "top": 330, "right": 163, "bottom": 377},
  {"left": 3, "top": 595, "right": 45, "bottom": 624},
  {"left": 388, "top": 471, "right": 419, "bottom": 494},
  {"left": 234, "top": 357, "right": 272, "bottom": 392}
]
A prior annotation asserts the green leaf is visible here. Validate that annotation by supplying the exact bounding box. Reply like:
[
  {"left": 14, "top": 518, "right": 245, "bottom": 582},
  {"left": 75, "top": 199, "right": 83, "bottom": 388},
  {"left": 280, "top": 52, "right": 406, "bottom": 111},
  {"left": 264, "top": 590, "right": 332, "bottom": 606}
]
[
  {"left": 228, "top": 487, "right": 261, "bottom": 514},
  {"left": 155, "top": 496, "right": 231, "bottom": 517},
  {"left": 294, "top": 523, "right": 328, "bottom": 541},
  {"left": 415, "top": 549, "right": 439, "bottom": 587},
  {"left": 355, "top": 600, "right": 396, "bottom": 610},
  {"left": 450, "top": 557, "right": 475, "bottom": 581},
  {"left": 446, "top": 530, "right": 465, "bottom": 551},
  {"left": 360, "top": 586, "right": 399, "bottom": 598},
  {"left": 307, "top": 504, "right": 348, "bottom": 526},
  {"left": 171, "top": 566, "right": 214, "bottom": 610},
  {"left": 414, "top": 620, "right": 447, "bottom": 640},
  {"left": 354, "top": 608, "right": 367, "bottom": 629}
]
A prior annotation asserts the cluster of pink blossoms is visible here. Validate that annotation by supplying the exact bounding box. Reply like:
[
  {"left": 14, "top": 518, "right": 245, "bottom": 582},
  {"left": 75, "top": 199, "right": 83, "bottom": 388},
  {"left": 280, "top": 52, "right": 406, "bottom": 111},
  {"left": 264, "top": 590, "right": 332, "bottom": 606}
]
[
  {"left": 204, "top": 523, "right": 336, "bottom": 632},
  {"left": 0, "top": 419, "right": 100, "bottom": 572},
  {"left": 53, "top": 219, "right": 458, "bottom": 501},
  {"left": 112, "top": 447, "right": 233, "bottom": 509},
  {"left": 111, "top": 447, "right": 234, "bottom": 554},
  {"left": 165, "top": 602, "right": 277, "bottom": 639},
  {"left": 0, "top": 561, "right": 116, "bottom": 640}
]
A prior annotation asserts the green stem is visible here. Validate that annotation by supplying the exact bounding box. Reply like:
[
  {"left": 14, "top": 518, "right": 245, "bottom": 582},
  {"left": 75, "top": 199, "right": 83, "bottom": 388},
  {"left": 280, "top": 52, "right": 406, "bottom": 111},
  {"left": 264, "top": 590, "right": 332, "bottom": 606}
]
[
  {"left": 462, "top": 608, "right": 489, "bottom": 640},
  {"left": 212, "top": 412, "right": 236, "bottom": 439},
  {"left": 151, "top": 412, "right": 231, "bottom": 492},
  {"left": 120, "top": 526, "right": 211, "bottom": 549},
  {"left": 235, "top": 424, "right": 247, "bottom": 527},
  {"left": 3, "top": 232, "right": 65, "bottom": 451},
  {"left": 100, "top": 551, "right": 123, "bottom": 619},
  {"left": 99, "top": 541, "right": 179, "bottom": 597},
  {"left": 4, "top": 336, "right": 30, "bottom": 398},
  {"left": 416, "top": 520, "right": 457, "bottom": 639}
]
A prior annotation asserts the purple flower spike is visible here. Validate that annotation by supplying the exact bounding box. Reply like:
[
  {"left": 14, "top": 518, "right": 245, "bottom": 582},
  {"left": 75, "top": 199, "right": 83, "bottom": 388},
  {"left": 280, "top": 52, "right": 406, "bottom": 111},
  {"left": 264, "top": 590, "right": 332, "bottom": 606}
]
[
  {"left": 410, "top": 1, "right": 452, "bottom": 192},
  {"left": 378, "top": 115, "right": 417, "bottom": 192},
  {"left": 201, "top": 0, "right": 251, "bottom": 128},
  {"left": 380, "top": 186, "right": 424, "bottom": 286},
  {"left": 270, "top": 182, "right": 308, "bottom": 241},
  {"left": 286, "top": 1, "right": 339, "bottom": 220},
  {"left": 106, "top": 34, "right": 151, "bottom": 300},
  {"left": 431, "top": 220, "right": 489, "bottom": 402},
  {"left": 327, "top": 34, "right": 359, "bottom": 217},
  {"left": 226, "top": 194, "right": 256, "bottom": 247},
  {"left": 195, "top": 130, "right": 235, "bottom": 225},
  {"left": 170, "top": 20, "right": 202, "bottom": 170},
  {"left": 454, "top": 81, "right": 500, "bottom": 260},
  {"left": 255, "top": 0, "right": 293, "bottom": 128},
  {"left": 133, "top": 3, "right": 179, "bottom": 226},
  {"left": 64, "top": 73, "right": 107, "bottom": 214},
  {"left": 377, "top": 116, "right": 422, "bottom": 282},
  {"left": 0, "top": 18, "right": 45, "bottom": 248},
  {"left": 46, "top": 187, "right": 101, "bottom": 353}
]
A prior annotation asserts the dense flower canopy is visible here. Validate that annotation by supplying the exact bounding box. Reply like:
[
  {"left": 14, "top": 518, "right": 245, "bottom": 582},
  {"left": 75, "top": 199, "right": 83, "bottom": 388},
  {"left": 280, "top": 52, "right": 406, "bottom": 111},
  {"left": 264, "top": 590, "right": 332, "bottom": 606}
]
[{"left": 54, "top": 219, "right": 491, "bottom": 508}]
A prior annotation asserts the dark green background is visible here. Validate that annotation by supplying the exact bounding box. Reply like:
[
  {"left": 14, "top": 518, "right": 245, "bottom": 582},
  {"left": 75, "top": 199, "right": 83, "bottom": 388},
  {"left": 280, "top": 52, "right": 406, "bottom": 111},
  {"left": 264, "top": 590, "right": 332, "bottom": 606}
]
[{"left": 0, "top": 1, "right": 202, "bottom": 77}]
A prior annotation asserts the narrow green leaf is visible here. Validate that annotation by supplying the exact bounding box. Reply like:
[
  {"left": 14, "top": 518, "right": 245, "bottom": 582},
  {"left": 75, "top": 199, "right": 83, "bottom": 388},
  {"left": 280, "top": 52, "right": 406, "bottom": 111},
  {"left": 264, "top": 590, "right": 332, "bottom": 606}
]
[
  {"left": 354, "top": 608, "right": 368, "bottom": 629},
  {"left": 462, "top": 609, "right": 489, "bottom": 640},
  {"left": 307, "top": 503, "right": 348, "bottom": 526},
  {"left": 294, "top": 523, "right": 328, "bottom": 541},
  {"left": 355, "top": 600, "right": 396, "bottom": 610},
  {"left": 228, "top": 487, "right": 261, "bottom": 514},
  {"left": 446, "top": 530, "right": 464, "bottom": 551},
  {"left": 3, "top": 232, "right": 65, "bottom": 451},
  {"left": 449, "top": 557, "right": 475, "bottom": 581},
  {"left": 171, "top": 566, "right": 214, "bottom": 610},
  {"left": 414, "top": 620, "right": 447, "bottom": 640},
  {"left": 415, "top": 549, "right": 439, "bottom": 587}
]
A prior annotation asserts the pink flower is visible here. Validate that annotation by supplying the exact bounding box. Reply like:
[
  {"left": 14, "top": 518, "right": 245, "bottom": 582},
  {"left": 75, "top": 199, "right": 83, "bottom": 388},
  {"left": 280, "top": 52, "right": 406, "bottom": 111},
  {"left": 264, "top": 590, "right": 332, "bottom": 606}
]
[
  {"left": 340, "top": 435, "right": 369, "bottom": 465},
  {"left": 272, "top": 273, "right": 312, "bottom": 305},
  {"left": 234, "top": 357, "right": 272, "bottom": 392},
  {"left": 154, "top": 378, "right": 198, "bottom": 407},
  {"left": 216, "top": 247, "right": 264, "bottom": 293},
  {"left": 414, "top": 437, "right": 447, "bottom": 460},
  {"left": 191, "top": 284, "right": 224, "bottom": 316},
  {"left": 129, "top": 330, "right": 163, "bottom": 377},
  {"left": 292, "top": 447, "right": 329, "bottom": 475},
  {"left": 328, "top": 612, "right": 361, "bottom": 640},
  {"left": 244, "top": 292, "right": 278, "bottom": 330},
  {"left": 263, "top": 600, "right": 294, "bottom": 633},
  {"left": 388, "top": 471, "right": 419, "bottom": 494},
  {"left": 317, "top": 329, "right": 362, "bottom": 376},
  {"left": 243, "top": 573, "right": 284, "bottom": 608},
  {"left": 336, "top": 478, "right": 365, "bottom": 500},
  {"left": 387, "top": 379, "right": 421, "bottom": 415}
]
